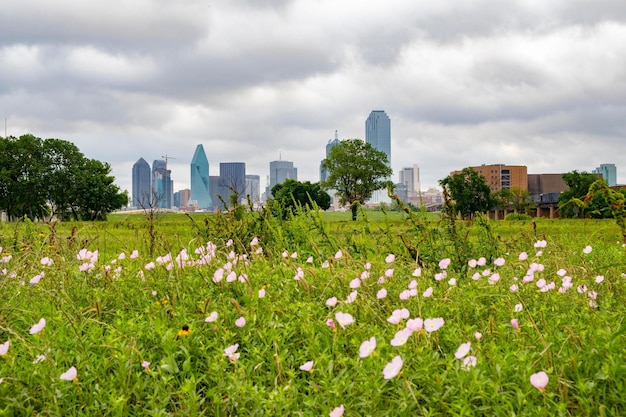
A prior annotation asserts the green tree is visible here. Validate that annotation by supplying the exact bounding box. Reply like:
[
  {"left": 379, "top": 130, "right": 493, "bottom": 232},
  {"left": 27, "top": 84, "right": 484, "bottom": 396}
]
[
  {"left": 271, "top": 179, "right": 331, "bottom": 218},
  {"left": 493, "top": 187, "right": 533, "bottom": 213},
  {"left": 558, "top": 170, "right": 604, "bottom": 218},
  {"left": 321, "top": 139, "right": 393, "bottom": 220},
  {"left": 440, "top": 168, "right": 495, "bottom": 219}
]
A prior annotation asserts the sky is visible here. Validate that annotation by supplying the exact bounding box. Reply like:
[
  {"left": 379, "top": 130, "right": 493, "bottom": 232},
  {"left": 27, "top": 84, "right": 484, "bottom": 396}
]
[{"left": 2, "top": 0, "right": 625, "bottom": 195}]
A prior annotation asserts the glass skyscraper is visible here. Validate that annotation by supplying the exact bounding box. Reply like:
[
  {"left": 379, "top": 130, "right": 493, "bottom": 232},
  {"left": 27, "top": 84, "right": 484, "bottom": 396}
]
[
  {"left": 320, "top": 130, "right": 341, "bottom": 182},
  {"left": 592, "top": 163, "right": 617, "bottom": 186},
  {"left": 219, "top": 162, "right": 246, "bottom": 207},
  {"left": 132, "top": 157, "right": 151, "bottom": 207},
  {"left": 152, "top": 159, "right": 172, "bottom": 209},
  {"left": 365, "top": 110, "right": 391, "bottom": 166},
  {"left": 189, "top": 144, "right": 212, "bottom": 210},
  {"left": 269, "top": 160, "right": 297, "bottom": 197}
]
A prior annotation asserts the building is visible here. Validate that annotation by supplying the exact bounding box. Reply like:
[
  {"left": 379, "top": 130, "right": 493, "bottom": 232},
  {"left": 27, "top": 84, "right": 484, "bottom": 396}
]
[
  {"left": 269, "top": 160, "right": 297, "bottom": 197},
  {"left": 219, "top": 162, "right": 246, "bottom": 208},
  {"left": 174, "top": 189, "right": 191, "bottom": 209},
  {"left": 592, "top": 163, "right": 617, "bottom": 186},
  {"left": 365, "top": 110, "right": 391, "bottom": 203},
  {"left": 209, "top": 175, "right": 221, "bottom": 210},
  {"left": 152, "top": 159, "right": 173, "bottom": 208},
  {"left": 399, "top": 165, "right": 420, "bottom": 202},
  {"left": 189, "top": 144, "right": 212, "bottom": 210},
  {"left": 131, "top": 157, "right": 151, "bottom": 208},
  {"left": 451, "top": 164, "right": 528, "bottom": 192},
  {"left": 246, "top": 174, "right": 261, "bottom": 205},
  {"left": 320, "top": 130, "right": 341, "bottom": 182}
]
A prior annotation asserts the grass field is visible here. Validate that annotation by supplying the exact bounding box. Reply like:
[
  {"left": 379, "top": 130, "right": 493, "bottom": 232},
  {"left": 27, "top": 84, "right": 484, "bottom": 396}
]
[{"left": 0, "top": 210, "right": 625, "bottom": 416}]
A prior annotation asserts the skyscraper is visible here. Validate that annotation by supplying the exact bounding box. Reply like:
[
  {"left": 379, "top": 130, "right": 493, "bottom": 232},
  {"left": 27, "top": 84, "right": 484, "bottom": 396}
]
[
  {"left": 592, "top": 163, "right": 617, "bottom": 186},
  {"left": 320, "top": 130, "right": 341, "bottom": 182},
  {"left": 365, "top": 110, "right": 391, "bottom": 203},
  {"left": 269, "top": 160, "right": 297, "bottom": 196},
  {"left": 219, "top": 162, "right": 246, "bottom": 207},
  {"left": 189, "top": 144, "right": 212, "bottom": 210},
  {"left": 365, "top": 110, "right": 391, "bottom": 165},
  {"left": 246, "top": 174, "right": 261, "bottom": 205},
  {"left": 132, "top": 158, "right": 151, "bottom": 207},
  {"left": 399, "top": 165, "right": 421, "bottom": 199},
  {"left": 152, "top": 159, "right": 172, "bottom": 209}
]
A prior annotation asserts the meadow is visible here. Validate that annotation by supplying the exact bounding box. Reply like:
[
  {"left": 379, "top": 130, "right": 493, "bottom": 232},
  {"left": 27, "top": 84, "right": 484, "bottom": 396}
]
[{"left": 0, "top": 207, "right": 625, "bottom": 416}]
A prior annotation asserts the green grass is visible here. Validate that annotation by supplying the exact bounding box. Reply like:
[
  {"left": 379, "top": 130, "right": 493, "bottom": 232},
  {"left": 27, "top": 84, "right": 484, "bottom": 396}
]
[{"left": 0, "top": 211, "right": 625, "bottom": 416}]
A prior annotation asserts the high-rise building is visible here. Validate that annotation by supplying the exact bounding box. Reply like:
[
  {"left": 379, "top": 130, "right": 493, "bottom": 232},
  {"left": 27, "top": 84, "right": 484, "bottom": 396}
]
[
  {"left": 450, "top": 164, "right": 528, "bottom": 192},
  {"left": 366, "top": 110, "right": 391, "bottom": 203},
  {"left": 132, "top": 158, "right": 151, "bottom": 207},
  {"left": 320, "top": 130, "right": 341, "bottom": 182},
  {"left": 209, "top": 176, "right": 222, "bottom": 210},
  {"left": 189, "top": 144, "right": 212, "bottom": 210},
  {"left": 174, "top": 189, "right": 190, "bottom": 209},
  {"left": 399, "top": 165, "right": 421, "bottom": 199},
  {"left": 219, "top": 162, "right": 246, "bottom": 207},
  {"left": 152, "top": 159, "right": 173, "bottom": 208},
  {"left": 269, "top": 160, "right": 297, "bottom": 197},
  {"left": 365, "top": 110, "right": 391, "bottom": 165},
  {"left": 592, "top": 163, "right": 617, "bottom": 186},
  {"left": 246, "top": 175, "right": 261, "bottom": 205}
]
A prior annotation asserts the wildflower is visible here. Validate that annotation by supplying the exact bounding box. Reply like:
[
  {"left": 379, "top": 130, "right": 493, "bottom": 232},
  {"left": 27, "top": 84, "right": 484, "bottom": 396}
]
[
  {"left": 334, "top": 250, "right": 343, "bottom": 259},
  {"left": 536, "top": 278, "right": 546, "bottom": 289},
  {"left": 518, "top": 252, "right": 528, "bottom": 261},
  {"left": 534, "top": 240, "right": 547, "bottom": 248},
  {"left": 144, "top": 262, "right": 155, "bottom": 270},
  {"left": 399, "top": 290, "right": 411, "bottom": 300},
  {"left": 250, "top": 237, "right": 258, "bottom": 247},
  {"left": 130, "top": 250, "right": 139, "bottom": 259},
  {"left": 30, "top": 318, "right": 46, "bottom": 335},
  {"left": 213, "top": 268, "right": 224, "bottom": 283},
  {"left": 377, "top": 276, "right": 385, "bottom": 284},
  {"left": 142, "top": 361, "right": 150, "bottom": 371},
  {"left": 424, "top": 318, "right": 445, "bottom": 332},
  {"left": 387, "top": 308, "right": 410, "bottom": 324},
  {"left": 434, "top": 272, "right": 446, "bottom": 281},
  {"left": 224, "top": 344, "right": 240, "bottom": 361},
  {"left": 177, "top": 325, "right": 191, "bottom": 338},
  {"left": 205, "top": 311, "right": 218, "bottom": 322},
  {"left": 454, "top": 342, "right": 471, "bottom": 359},
  {"left": 383, "top": 355, "right": 403, "bottom": 379},
  {"left": 448, "top": 278, "right": 457, "bottom": 286},
  {"left": 462, "top": 355, "right": 477, "bottom": 370},
  {"left": 488, "top": 273, "right": 500, "bottom": 285},
  {"left": 587, "top": 291, "right": 598, "bottom": 300},
  {"left": 359, "top": 337, "right": 376, "bottom": 358},
  {"left": 376, "top": 288, "right": 387, "bottom": 299},
  {"left": 509, "top": 284, "right": 519, "bottom": 293},
  {"left": 326, "top": 318, "right": 336, "bottom": 330},
  {"left": 557, "top": 268, "right": 567, "bottom": 277},
  {"left": 33, "top": 353, "right": 47, "bottom": 364},
  {"left": 468, "top": 259, "right": 477, "bottom": 268},
  {"left": 514, "top": 303, "right": 523, "bottom": 312},
  {"left": 577, "top": 284, "right": 588, "bottom": 294},
  {"left": 335, "top": 312, "right": 354, "bottom": 329},
  {"left": 226, "top": 239, "right": 233, "bottom": 247},
  {"left": 422, "top": 287, "right": 433, "bottom": 298},
  {"left": 330, "top": 404, "right": 345, "bottom": 417},
  {"left": 360, "top": 270, "right": 370, "bottom": 280},
  {"left": 40, "top": 257, "right": 53, "bottom": 266},
  {"left": 472, "top": 272, "right": 481, "bottom": 281},
  {"left": 530, "top": 371, "right": 549, "bottom": 391},
  {"left": 60, "top": 366, "right": 78, "bottom": 382},
  {"left": 595, "top": 275, "right": 604, "bottom": 284},
  {"left": 384, "top": 268, "right": 394, "bottom": 278},
  {"left": 511, "top": 319, "right": 519, "bottom": 330},
  {"left": 406, "top": 318, "right": 423, "bottom": 332},
  {"left": 385, "top": 254, "right": 395, "bottom": 263},
  {"left": 390, "top": 328, "right": 412, "bottom": 346},
  {"left": 412, "top": 268, "right": 422, "bottom": 277},
  {"left": 258, "top": 288, "right": 266, "bottom": 298},
  {"left": 583, "top": 245, "right": 592, "bottom": 254},
  {"left": 30, "top": 272, "right": 44, "bottom": 284},
  {"left": 408, "top": 280, "right": 418, "bottom": 289},
  {"left": 0, "top": 340, "right": 9, "bottom": 357},
  {"left": 474, "top": 332, "right": 482, "bottom": 340},
  {"left": 235, "top": 317, "right": 246, "bottom": 328},
  {"left": 364, "top": 262, "right": 371, "bottom": 270},
  {"left": 439, "top": 258, "right": 451, "bottom": 269},
  {"left": 494, "top": 257, "right": 505, "bottom": 267},
  {"left": 306, "top": 256, "right": 313, "bottom": 263},
  {"left": 322, "top": 260, "right": 330, "bottom": 268},
  {"left": 290, "top": 252, "right": 298, "bottom": 259},
  {"left": 326, "top": 297, "right": 338, "bottom": 307},
  {"left": 299, "top": 361, "right": 314, "bottom": 372},
  {"left": 477, "top": 257, "right": 487, "bottom": 266},
  {"left": 226, "top": 271, "right": 237, "bottom": 282},
  {"left": 349, "top": 278, "right": 361, "bottom": 289}
]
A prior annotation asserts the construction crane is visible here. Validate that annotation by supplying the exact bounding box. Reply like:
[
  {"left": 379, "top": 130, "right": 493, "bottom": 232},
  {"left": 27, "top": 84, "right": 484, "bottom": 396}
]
[{"left": 161, "top": 154, "right": 176, "bottom": 171}]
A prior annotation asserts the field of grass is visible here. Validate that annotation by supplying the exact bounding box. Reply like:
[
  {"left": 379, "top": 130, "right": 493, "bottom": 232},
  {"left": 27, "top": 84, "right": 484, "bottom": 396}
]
[{"left": 0, "top": 210, "right": 625, "bottom": 416}]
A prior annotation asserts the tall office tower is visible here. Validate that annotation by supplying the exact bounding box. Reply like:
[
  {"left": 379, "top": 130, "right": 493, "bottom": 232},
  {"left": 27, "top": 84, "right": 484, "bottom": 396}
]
[
  {"left": 152, "top": 159, "right": 172, "bottom": 208},
  {"left": 174, "top": 189, "right": 191, "bottom": 209},
  {"left": 365, "top": 110, "right": 391, "bottom": 165},
  {"left": 219, "top": 162, "right": 246, "bottom": 207},
  {"left": 365, "top": 110, "right": 391, "bottom": 203},
  {"left": 246, "top": 174, "right": 261, "bottom": 205},
  {"left": 320, "top": 130, "right": 341, "bottom": 181},
  {"left": 592, "top": 163, "right": 617, "bottom": 186},
  {"left": 132, "top": 157, "right": 151, "bottom": 207},
  {"left": 189, "top": 144, "right": 212, "bottom": 210},
  {"left": 209, "top": 176, "right": 221, "bottom": 210},
  {"left": 269, "top": 160, "right": 297, "bottom": 197},
  {"left": 399, "top": 165, "right": 421, "bottom": 198}
]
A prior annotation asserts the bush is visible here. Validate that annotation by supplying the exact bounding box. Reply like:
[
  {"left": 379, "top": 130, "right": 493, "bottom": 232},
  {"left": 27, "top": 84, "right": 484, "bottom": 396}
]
[{"left": 505, "top": 212, "right": 533, "bottom": 221}]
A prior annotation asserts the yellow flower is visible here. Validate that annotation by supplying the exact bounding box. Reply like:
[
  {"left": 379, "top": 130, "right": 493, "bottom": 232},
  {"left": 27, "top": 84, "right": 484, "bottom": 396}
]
[
  {"left": 177, "top": 325, "right": 191, "bottom": 339},
  {"left": 156, "top": 299, "right": 169, "bottom": 306}
]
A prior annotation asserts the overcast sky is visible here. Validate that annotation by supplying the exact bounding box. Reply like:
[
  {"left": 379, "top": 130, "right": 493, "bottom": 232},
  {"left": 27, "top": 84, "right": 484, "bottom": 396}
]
[{"left": 2, "top": 0, "right": 625, "bottom": 194}]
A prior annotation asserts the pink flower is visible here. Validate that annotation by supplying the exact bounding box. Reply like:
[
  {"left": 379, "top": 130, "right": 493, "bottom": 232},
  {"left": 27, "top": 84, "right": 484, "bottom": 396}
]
[
  {"left": 399, "top": 290, "right": 411, "bottom": 300},
  {"left": 226, "top": 271, "right": 237, "bottom": 282},
  {"left": 424, "top": 318, "right": 445, "bottom": 332},
  {"left": 224, "top": 344, "right": 240, "bottom": 361},
  {"left": 534, "top": 240, "right": 547, "bottom": 248},
  {"left": 518, "top": 252, "right": 528, "bottom": 261},
  {"left": 557, "top": 268, "right": 567, "bottom": 277},
  {"left": 359, "top": 337, "right": 377, "bottom": 358},
  {"left": 306, "top": 256, "right": 313, "bottom": 263},
  {"left": 235, "top": 317, "right": 246, "bottom": 328},
  {"left": 385, "top": 254, "right": 395, "bottom": 263},
  {"left": 60, "top": 366, "right": 77, "bottom": 381},
  {"left": 40, "top": 257, "right": 53, "bottom": 266},
  {"left": 390, "top": 329, "right": 412, "bottom": 346},
  {"left": 30, "top": 318, "right": 46, "bottom": 335},
  {"left": 583, "top": 245, "right": 592, "bottom": 254},
  {"left": 250, "top": 237, "right": 258, "bottom": 247},
  {"left": 595, "top": 275, "right": 604, "bottom": 284},
  {"left": 384, "top": 268, "right": 394, "bottom": 278},
  {"left": 422, "top": 287, "right": 433, "bottom": 298},
  {"left": 294, "top": 267, "right": 304, "bottom": 281},
  {"left": 530, "top": 371, "right": 549, "bottom": 391},
  {"left": 468, "top": 259, "right": 477, "bottom": 268},
  {"left": 448, "top": 278, "right": 457, "bottom": 286},
  {"left": 406, "top": 318, "right": 423, "bottom": 332},
  {"left": 258, "top": 288, "right": 266, "bottom": 298},
  {"left": 326, "top": 297, "right": 338, "bottom": 307},
  {"left": 0, "top": 340, "right": 9, "bottom": 357},
  {"left": 334, "top": 250, "right": 343, "bottom": 259},
  {"left": 509, "top": 284, "right": 519, "bottom": 293},
  {"left": 335, "top": 312, "right": 354, "bottom": 329},
  {"left": 514, "top": 303, "right": 523, "bottom": 312},
  {"left": 412, "top": 268, "right": 422, "bottom": 276},
  {"left": 130, "top": 250, "right": 139, "bottom": 259},
  {"left": 439, "top": 258, "right": 451, "bottom": 269},
  {"left": 454, "top": 342, "right": 471, "bottom": 359},
  {"left": 477, "top": 257, "right": 487, "bottom": 266},
  {"left": 29, "top": 273, "right": 44, "bottom": 284},
  {"left": 376, "top": 288, "right": 388, "bottom": 299},
  {"left": 330, "top": 404, "right": 345, "bottom": 417},
  {"left": 462, "top": 355, "right": 477, "bottom": 370},
  {"left": 345, "top": 291, "right": 357, "bottom": 304},
  {"left": 299, "top": 361, "right": 314, "bottom": 372},
  {"left": 382, "top": 355, "right": 403, "bottom": 379},
  {"left": 387, "top": 308, "right": 410, "bottom": 324},
  {"left": 511, "top": 318, "right": 519, "bottom": 330},
  {"left": 408, "top": 280, "right": 418, "bottom": 289},
  {"left": 474, "top": 332, "right": 482, "bottom": 340},
  {"left": 213, "top": 268, "right": 224, "bottom": 283},
  {"left": 349, "top": 278, "right": 361, "bottom": 289},
  {"left": 141, "top": 361, "right": 150, "bottom": 371},
  {"left": 205, "top": 311, "right": 218, "bottom": 322},
  {"left": 290, "top": 252, "right": 298, "bottom": 259},
  {"left": 494, "top": 257, "right": 505, "bottom": 267},
  {"left": 326, "top": 318, "right": 336, "bottom": 329}
]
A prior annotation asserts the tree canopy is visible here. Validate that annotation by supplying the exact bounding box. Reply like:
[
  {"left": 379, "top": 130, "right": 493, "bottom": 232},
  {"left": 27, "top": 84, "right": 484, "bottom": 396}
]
[
  {"left": 558, "top": 170, "right": 607, "bottom": 218},
  {"left": 440, "top": 168, "right": 495, "bottom": 219},
  {"left": 271, "top": 179, "right": 331, "bottom": 218},
  {"left": 0, "top": 134, "right": 127, "bottom": 221},
  {"left": 493, "top": 187, "right": 534, "bottom": 214},
  {"left": 321, "top": 139, "right": 393, "bottom": 220}
]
